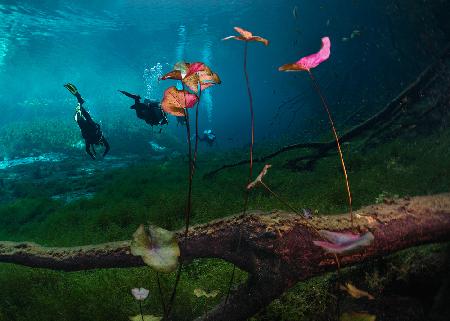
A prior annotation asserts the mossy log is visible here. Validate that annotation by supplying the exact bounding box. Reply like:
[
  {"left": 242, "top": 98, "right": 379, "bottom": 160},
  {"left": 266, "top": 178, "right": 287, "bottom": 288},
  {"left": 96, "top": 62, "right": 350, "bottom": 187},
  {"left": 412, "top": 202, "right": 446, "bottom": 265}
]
[{"left": 1, "top": 193, "right": 450, "bottom": 321}]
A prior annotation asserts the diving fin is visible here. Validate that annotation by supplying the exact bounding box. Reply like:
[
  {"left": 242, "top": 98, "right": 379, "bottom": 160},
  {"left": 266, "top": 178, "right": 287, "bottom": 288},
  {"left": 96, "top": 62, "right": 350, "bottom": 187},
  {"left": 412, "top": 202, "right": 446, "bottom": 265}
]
[
  {"left": 64, "top": 83, "right": 78, "bottom": 95},
  {"left": 118, "top": 90, "right": 141, "bottom": 101}
]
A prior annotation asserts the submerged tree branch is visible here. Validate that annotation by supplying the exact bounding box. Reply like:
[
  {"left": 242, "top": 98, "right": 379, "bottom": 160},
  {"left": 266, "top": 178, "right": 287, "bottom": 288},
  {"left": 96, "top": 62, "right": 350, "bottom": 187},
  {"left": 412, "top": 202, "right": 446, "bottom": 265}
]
[{"left": 1, "top": 193, "right": 450, "bottom": 320}]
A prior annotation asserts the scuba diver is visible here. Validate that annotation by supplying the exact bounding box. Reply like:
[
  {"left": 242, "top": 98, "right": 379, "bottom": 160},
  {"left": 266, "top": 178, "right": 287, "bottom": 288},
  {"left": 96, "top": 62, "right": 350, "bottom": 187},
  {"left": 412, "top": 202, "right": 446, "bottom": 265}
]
[
  {"left": 64, "top": 83, "right": 110, "bottom": 160},
  {"left": 199, "top": 129, "right": 217, "bottom": 147},
  {"left": 118, "top": 90, "right": 168, "bottom": 128}
]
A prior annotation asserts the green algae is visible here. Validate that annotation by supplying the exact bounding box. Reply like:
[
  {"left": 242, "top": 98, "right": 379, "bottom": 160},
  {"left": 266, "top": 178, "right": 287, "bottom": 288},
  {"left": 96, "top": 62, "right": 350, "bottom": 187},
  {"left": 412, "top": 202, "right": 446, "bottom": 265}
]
[{"left": 0, "top": 126, "right": 449, "bottom": 320}]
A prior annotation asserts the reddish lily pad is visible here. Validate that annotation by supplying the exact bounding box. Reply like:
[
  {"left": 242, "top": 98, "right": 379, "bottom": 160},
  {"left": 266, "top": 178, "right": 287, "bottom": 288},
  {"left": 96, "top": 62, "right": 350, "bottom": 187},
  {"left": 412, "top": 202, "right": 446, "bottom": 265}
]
[
  {"left": 161, "top": 86, "right": 198, "bottom": 116},
  {"left": 222, "top": 26, "right": 269, "bottom": 46},
  {"left": 183, "top": 65, "right": 221, "bottom": 93},
  {"left": 279, "top": 37, "right": 331, "bottom": 72},
  {"left": 161, "top": 70, "right": 182, "bottom": 81}
]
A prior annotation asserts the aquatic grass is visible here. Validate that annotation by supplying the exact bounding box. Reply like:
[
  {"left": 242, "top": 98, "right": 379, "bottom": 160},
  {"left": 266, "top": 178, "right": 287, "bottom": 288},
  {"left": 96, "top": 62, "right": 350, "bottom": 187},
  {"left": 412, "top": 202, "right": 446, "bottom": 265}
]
[
  {"left": 159, "top": 62, "right": 221, "bottom": 318},
  {"left": 1, "top": 127, "right": 450, "bottom": 320},
  {"left": 2, "top": 126, "right": 450, "bottom": 246}
]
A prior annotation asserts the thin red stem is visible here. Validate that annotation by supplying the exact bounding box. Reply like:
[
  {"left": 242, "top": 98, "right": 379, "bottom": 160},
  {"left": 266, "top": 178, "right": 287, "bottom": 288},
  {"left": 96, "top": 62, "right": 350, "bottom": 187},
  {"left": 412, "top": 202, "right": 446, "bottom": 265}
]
[
  {"left": 192, "top": 89, "right": 202, "bottom": 177},
  {"left": 307, "top": 70, "right": 353, "bottom": 228},
  {"left": 225, "top": 41, "right": 254, "bottom": 305},
  {"left": 165, "top": 85, "right": 193, "bottom": 320},
  {"left": 184, "top": 108, "right": 193, "bottom": 236},
  {"left": 244, "top": 42, "right": 255, "bottom": 181},
  {"left": 259, "top": 180, "right": 341, "bottom": 275}
]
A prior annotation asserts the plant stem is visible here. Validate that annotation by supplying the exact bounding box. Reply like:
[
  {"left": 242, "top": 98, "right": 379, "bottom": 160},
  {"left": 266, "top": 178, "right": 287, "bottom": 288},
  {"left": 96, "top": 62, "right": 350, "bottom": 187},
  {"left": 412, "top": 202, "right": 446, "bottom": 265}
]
[
  {"left": 184, "top": 108, "right": 193, "bottom": 237},
  {"left": 307, "top": 70, "right": 353, "bottom": 228},
  {"left": 259, "top": 180, "right": 341, "bottom": 270},
  {"left": 192, "top": 89, "right": 202, "bottom": 177},
  {"left": 165, "top": 261, "right": 183, "bottom": 320},
  {"left": 165, "top": 85, "right": 194, "bottom": 320},
  {"left": 156, "top": 272, "right": 167, "bottom": 317},
  {"left": 225, "top": 41, "right": 255, "bottom": 305},
  {"left": 139, "top": 301, "right": 144, "bottom": 321},
  {"left": 244, "top": 42, "right": 255, "bottom": 181}
]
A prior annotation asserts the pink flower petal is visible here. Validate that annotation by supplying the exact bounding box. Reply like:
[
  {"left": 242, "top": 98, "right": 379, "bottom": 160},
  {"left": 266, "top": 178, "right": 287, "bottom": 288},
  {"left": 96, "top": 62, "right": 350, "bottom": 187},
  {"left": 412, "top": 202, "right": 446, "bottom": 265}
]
[
  {"left": 296, "top": 37, "right": 331, "bottom": 71},
  {"left": 186, "top": 62, "right": 205, "bottom": 77},
  {"left": 313, "top": 230, "right": 374, "bottom": 254},
  {"left": 319, "top": 230, "right": 361, "bottom": 245}
]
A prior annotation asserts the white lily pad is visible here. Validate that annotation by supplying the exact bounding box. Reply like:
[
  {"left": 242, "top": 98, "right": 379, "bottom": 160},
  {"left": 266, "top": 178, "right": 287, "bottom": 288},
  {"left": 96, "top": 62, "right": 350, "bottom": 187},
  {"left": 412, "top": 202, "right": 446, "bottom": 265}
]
[{"left": 131, "top": 224, "right": 180, "bottom": 273}]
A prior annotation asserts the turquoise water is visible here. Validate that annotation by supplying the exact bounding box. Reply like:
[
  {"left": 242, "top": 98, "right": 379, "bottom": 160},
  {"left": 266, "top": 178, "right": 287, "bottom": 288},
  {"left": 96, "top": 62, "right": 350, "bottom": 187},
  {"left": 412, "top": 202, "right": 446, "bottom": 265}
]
[
  {"left": 0, "top": 1, "right": 449, "bottom": 321},
  {"left": 0, "top": 0, "right": 446, "bottom": 150}
]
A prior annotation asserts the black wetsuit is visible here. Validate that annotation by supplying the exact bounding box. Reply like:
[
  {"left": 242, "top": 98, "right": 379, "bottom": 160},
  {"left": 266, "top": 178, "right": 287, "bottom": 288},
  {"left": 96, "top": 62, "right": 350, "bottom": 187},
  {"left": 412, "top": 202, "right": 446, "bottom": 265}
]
[
  {"left": 119, "top": 91, "right": 168, "bottom": 126},
  {"left": 74, "top": 93, "right": 110, "bottom": 159}
]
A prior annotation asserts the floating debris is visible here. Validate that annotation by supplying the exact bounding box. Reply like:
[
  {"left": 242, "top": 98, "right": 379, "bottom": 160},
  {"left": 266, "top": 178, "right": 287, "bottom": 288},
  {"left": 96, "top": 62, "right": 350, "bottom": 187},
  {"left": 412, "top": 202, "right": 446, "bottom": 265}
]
[{"left": 247, "top": 164, "right": 272, "bottom": 190}]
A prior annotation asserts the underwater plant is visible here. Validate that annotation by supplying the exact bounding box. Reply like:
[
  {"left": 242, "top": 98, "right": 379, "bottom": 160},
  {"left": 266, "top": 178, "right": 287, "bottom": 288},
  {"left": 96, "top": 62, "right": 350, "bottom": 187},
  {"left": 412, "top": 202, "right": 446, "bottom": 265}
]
[
  {"left": 161, "top": 61, "right": 220, "bottom": 175},
  {"left": 279, "top": 37, "right": 354, "bottom": 227},
  {"left": 339, "top": 283, "right": 375, "bottom": 300},
  {"left": 193, "top": 288, "right": 219, "bottom": 319},
  {"left": 130, "top": 287, "right": 162, "bottom": 321},
  {"left": 160, "top": 61, "right": 220, "bottom": 319},
  {"left": 131, "top": 224, "right": 180, "bottom": 273},
  {"left": 222, "top": 27, "right": 268, "bottom": 186},
  {"left": 131, "top": 287, "right": 149, "bottom": 321},
  {"left": 222, "top": 26, "right": 269, "bottom": 302},
  {"left": 130, "top": 224, "right": 180, "bottom": 319},
  {"left": 161, "top": 83, "right": 198, "bottom": 237}
]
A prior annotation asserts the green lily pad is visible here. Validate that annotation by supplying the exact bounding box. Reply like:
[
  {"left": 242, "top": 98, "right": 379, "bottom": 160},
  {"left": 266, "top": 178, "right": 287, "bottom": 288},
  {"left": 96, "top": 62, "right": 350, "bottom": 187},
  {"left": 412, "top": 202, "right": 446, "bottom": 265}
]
[
  {"left": 340, "top": 312, "right": 376, "bottom": 321},
  {"left": 131, "top": 224, "right": 180, "bottom": 273},
  {"left": 193, "top": 288, "right": 220, "bottom": 298},
  {"left": 129, "top": 315, "right": 162, "bottom": 321}
]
